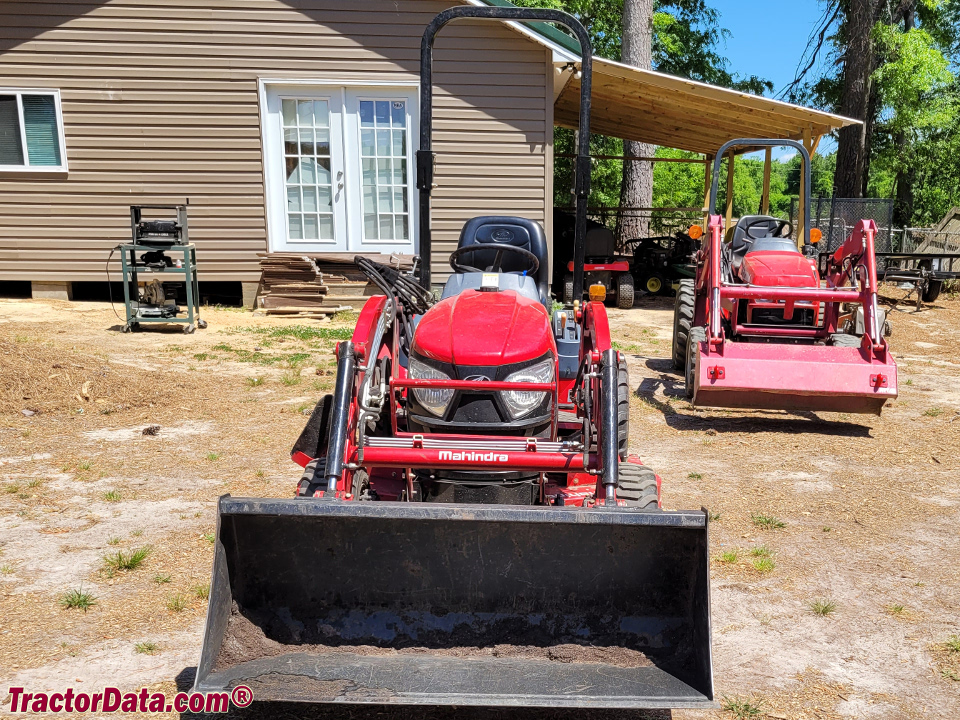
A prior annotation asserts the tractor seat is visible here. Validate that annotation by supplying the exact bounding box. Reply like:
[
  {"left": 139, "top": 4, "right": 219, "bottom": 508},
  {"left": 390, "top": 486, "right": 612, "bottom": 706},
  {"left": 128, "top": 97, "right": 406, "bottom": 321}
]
[
  {"left": 729, "top": 215, "right": 796, "bottom": 273},
  {"left": 441, "top": 216, "right": 550, "bottom": 310}
]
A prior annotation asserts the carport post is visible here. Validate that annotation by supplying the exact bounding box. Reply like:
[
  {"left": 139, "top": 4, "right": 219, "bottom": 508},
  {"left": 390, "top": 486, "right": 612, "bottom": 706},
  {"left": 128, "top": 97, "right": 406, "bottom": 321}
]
[
  {"left": 797, "top": 127, "right": 821, "bottom": 248},
  {"left": 724, "top": 149, "right": 735, "bottom": 229},
  {"left": 702, "top": 155, "right": 713, "bottom": 228},
  {"left": 761, "top": 148, "right": 772, "bottom": 215}
]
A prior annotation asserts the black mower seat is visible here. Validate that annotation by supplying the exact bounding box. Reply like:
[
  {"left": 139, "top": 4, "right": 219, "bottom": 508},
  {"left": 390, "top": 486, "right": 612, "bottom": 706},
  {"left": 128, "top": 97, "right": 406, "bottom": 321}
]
[
  {"left": 446, "top": 216, "right": 551, "bottom": 308},
  {"left": 729, "top": 215, "right": 793, "bottom": 272}
]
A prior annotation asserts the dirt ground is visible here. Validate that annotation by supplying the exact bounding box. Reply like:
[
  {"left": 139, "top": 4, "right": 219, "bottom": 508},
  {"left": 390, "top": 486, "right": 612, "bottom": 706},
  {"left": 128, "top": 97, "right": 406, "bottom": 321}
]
[{"left": 1, "top": 288, "right": 958, "bottom": 720}]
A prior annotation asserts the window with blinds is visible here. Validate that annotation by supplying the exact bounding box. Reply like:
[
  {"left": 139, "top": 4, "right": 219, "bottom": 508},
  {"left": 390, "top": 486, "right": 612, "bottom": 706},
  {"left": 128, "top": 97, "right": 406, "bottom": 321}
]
[{"left": 0, "top": 91, "right": 66, "bottom": 170}]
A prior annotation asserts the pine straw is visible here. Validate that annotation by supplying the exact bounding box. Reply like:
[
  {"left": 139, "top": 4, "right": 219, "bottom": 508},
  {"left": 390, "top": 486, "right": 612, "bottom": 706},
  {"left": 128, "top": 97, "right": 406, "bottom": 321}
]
[{"left": 1, "top": 329, "right": 196, "bottom": 417}]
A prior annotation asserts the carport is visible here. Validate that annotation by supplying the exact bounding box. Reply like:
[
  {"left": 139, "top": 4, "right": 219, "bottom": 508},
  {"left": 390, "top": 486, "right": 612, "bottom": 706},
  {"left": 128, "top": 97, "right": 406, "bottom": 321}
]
[{"left": 551, "top": 55, "right": 859, "bottom": 235}]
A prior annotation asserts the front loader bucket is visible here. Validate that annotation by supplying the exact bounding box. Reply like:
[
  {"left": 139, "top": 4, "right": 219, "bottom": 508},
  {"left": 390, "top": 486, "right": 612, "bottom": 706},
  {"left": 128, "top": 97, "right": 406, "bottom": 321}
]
[
  {"left": 694, "top": 341, "right": 897, "bottom": 414},
  {"left": 195, "top": 497, "right": 714, "bottom": 709}
]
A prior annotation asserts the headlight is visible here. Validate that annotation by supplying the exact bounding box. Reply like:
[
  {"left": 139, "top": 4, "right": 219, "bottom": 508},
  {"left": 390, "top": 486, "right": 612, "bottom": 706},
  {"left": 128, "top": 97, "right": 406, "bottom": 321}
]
[
  {"left": 502, "top": 357, "right": 554, "bottom": 419},
  {"left": 408, "top": 356, "right": 454, "bottom": 417}
]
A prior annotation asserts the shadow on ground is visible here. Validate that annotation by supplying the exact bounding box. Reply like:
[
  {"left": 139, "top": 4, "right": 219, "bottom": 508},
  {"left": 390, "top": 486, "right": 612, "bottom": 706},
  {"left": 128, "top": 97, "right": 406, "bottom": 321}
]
[
  {"left": 637, "top": 358, "right": 873, "bottom": 438},
  {"left": 176, "top": 667, "right": 672, "bottom": 720}
]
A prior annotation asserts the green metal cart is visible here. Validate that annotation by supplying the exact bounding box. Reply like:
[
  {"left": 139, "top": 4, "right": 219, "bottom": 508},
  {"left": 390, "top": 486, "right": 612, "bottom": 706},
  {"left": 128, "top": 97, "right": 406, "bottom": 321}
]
[{"left": 119, "top": 242, "right": 206, "bottom": 333}]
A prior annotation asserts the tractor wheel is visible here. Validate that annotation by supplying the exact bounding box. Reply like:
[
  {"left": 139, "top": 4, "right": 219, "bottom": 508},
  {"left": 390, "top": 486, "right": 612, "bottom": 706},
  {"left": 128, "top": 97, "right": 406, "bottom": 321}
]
[
  {"left": 643, "top": 274, "right": 665, "bottom": 295},
  {"left": 618, "top": 355, "right": 630, "bottom": 460},
  {"left": 562, "top": 274, "right": 575, "bottom": 304},
  {"left": 297, "top": 462, "right": 375, "bottom": 500},
  {"left": 617, "top": 461, "right": 659, "bottom": 509},
  {"left": 672, "top": 279, "right": 695, "bottom": 371},
  {"left": 685, "top": 326, "right": 706, "bottom": 399},
  {"left": 829, "top": 333, "right": 861, "bottom": 348},
  {"left": 616, "top": 273, "right": 635, "bottom": 309}
]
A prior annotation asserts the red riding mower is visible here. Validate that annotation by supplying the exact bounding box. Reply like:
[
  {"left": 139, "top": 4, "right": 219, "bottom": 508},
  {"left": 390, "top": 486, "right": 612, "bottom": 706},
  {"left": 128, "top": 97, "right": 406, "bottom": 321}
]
[
  {"left": 194, "top": 6, "right": 713, "bottom": 711},
  {"left": 673, "top": 139, "right": 897, "bottom": 414}
]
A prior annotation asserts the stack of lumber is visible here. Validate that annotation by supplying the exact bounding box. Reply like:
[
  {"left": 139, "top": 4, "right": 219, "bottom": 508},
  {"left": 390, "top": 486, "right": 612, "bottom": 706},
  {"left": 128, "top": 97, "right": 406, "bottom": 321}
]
[{"left": 256, "top": 253, "right": 415, "bottom": 317}]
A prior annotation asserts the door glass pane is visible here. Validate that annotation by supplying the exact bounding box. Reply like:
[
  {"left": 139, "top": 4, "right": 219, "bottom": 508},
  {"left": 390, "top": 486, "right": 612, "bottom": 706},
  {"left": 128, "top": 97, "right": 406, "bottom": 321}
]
[
  {"left": 281, "top": 97, "right": 334, "bottom": 243},
  {"left": 357, "top": 99, "right": 409, "bottom": 243},
  {"left": 0, "top": 96, "right": 24, "bottom": 165}
]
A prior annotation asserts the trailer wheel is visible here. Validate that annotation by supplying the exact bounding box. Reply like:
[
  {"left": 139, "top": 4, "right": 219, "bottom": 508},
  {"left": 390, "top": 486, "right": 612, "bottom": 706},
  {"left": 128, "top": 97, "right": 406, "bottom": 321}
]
[
  {"left": 685, "top": 326, "right": 706, "bottom": 399},
  {"left": 562, "top": 274, "right": 575, "bottom": 304},
  {"left": 618, "top": 355, "right": 630, "bottom": 460},
  {"left": 643, "top": 274, "right": 664, "bottom": 295},
  {"left": 617, "top": 461, "right": 659, "bottom": 509},
  {"left": 923, "top": 279, "right": 943, "bottom": 303},
  {"left": 673, "top": 279, "right": 695, "bottom": 371},
  {"left": 616, "top": 273, "right": 635, "bottom": 309}
]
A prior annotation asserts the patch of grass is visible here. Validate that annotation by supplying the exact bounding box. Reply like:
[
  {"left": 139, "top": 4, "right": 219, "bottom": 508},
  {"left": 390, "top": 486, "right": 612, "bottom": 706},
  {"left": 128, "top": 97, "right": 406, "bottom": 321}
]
[
  {"left": 255, "top": 469, "right": 265, "bottom": 479},
  {"left": 60, "top": 586, "right": 97, "bottom": 612},
  {"left": 708, "top": 511, "right": 721, "bottom": 521},
  {"left": 27, "top": 479, "right": 41, "bottom": 489},
  {"left": 809, "top": 598, "right": 837, "bottom": 616},
  {"left": 717, "top": 549, "right": 738, "bottom": 564},
  {"left": 203, "top": 533, "right": 216, "bottom": 545},
  {"left": 886, "top": 603, "right": 906, "bottom": 615},
  {"left": 107, "top": 537, "right": 121, "bottom": 546},
  {"left": 103, "top": 490, "right": 122, "bottom": 502},
  {"left": 751, "top": 513, "right": 786, "bottom": 530},
  {"left": 687, "top": 472, "right": 703, "bottom": 480},
  {"left": 17, "top": 493, "right": 30, "bottom": 500},
  {"left": 943, "top": 635, "right": 960, "bottom": 653},
  {"left": 167, "top": 594, "right": 187, "bottom": 612},
  {"left": 5, "top": 484, "right": 19, "bottom": 494},
  {"left": 720, "top": 696, "right": 763, "bottom": 719},
  {"left": 822, "top": 526, "right": 833, "bottom": 532},
  {"left": 280, "top": 370, "right": 302, "bottom": 386},
  {"left": 245, "top": 377, "right": 264, "bottom": 387},
  {"left": 134, "top": 641, "right": 158, "bottom": 655},
  {"left": 295, "top": 403, "right": 311, "bottom": 414},
  {"left": 248, "top": 325, "right": 354, "bottom": 342},
  {"left": 0, "top": 565, "right": 13, "bottom": 575},
  {"left": 942, "top": 668, "right": 960, "bottom": 681},
  {"left": 904, "top": 378, "right": 913, "bottom": 385},
  {"left": 103, "top": 546, "right": 151, "bottom": 573},
  {"left": 154, "top": 573, "right": 172, "bottom": 584},
  {"left": 78, "top": 461, "right": 92, "bottom": 471},
  {"left": 923, "top": 406, "right": 943, "bottom": 417},
  {"left": 752, "top": 557, "right": 775, "bottom": 573},
  {"left": 131, "top": 528, "right": 143, "bottom": 537},
  {"left": 749, "top": 545, "right": 772, "bottom": 558},
  {"left": 193, "top": 583, "right": 210, "bottom": 600},
  {"left": 206, "top": 452, "right": 221, "bottom": 461},
  {"left": 193, "top": 352, "right": 211, "bottom": 361}
]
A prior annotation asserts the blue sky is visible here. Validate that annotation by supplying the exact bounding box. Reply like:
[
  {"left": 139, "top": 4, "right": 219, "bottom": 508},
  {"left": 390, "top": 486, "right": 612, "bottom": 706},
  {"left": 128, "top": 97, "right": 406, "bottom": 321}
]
[{"left": 708, "top": 1, "right": 835, "bottom": 157}]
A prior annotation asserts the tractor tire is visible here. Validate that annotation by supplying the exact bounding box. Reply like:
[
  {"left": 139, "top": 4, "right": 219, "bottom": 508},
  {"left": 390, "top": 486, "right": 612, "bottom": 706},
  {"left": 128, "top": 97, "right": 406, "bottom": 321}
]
[
  {"left": 297, "top": 460, "right": 375, "bottom": 500},
  {"left": 616, "top": 273, "right": 635, "bottom": 309},
  {"left": 923, "top": 279, "right": 943, "bottom": 303},
  {"left": 685, "top": 326, "right": 706, "bottom": 399},
  {"left": 618, "top": 355, "right": 630, "bottom": 460},
  {"left": 562, "top": 274, "right": 575, "bottom": 304},
  {"left": 829, "top": 332, "right": 861, "bottom": 348},
  {"left": 617, "top": 461, "right": 660, "bottom": 509},
  {"left": 672, "top": 279, "right": 695, "bottom": 371}
]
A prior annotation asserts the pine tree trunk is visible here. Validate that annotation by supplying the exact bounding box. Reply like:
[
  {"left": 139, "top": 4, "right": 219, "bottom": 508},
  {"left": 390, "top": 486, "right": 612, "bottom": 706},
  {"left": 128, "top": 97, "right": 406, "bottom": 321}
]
[
  {"left": 834, "top": 0, "right": 878, "bottom": 199},
  {"left": 617, "top": 0, "right": 655, "bottom": 242},
  {"left": 892, "top": 2, "right": 916, "bottom": 226}
]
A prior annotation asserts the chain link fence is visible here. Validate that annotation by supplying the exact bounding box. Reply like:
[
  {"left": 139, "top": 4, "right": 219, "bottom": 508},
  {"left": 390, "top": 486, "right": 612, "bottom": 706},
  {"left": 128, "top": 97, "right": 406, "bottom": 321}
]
[
  {"left": 573, "top": 207, "right": 703, "bottom": 248},
  {"left": 790, "top": 197, "right": 895, "bottom": 256}
]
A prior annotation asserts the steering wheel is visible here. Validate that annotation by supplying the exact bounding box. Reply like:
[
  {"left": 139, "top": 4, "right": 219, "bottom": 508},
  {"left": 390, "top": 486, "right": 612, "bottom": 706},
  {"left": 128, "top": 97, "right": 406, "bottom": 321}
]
[
  {"left": 744, "top": 218, "right": 793, "bottom": 242},
  {"left": 449, "top": 243, "right": 539, "bottom": 275}
]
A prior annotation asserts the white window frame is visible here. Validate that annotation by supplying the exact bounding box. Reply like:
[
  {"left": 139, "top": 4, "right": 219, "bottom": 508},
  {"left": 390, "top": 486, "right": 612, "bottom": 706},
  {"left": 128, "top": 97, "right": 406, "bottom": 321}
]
[
  {"left": 258, "top": 78, "right": 419, "bottom": 255},
  {"left": 0, "top": 88, "right": 68, "bottom": 173}
]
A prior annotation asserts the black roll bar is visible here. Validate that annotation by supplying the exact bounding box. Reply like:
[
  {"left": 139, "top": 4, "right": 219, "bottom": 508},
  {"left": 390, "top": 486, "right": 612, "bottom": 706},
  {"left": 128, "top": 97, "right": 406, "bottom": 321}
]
[
  {"left": 417, "top": 6, "right": 593, "bottom": 297},
  {"left": 708, "top": 139, "right": 813, "bottom": 248}
]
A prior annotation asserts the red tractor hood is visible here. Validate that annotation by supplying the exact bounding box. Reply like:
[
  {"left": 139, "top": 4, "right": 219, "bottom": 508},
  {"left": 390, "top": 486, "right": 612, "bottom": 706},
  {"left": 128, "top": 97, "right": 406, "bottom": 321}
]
[{"left": 413, "top": 290, "right": 556, "bottom": 366}]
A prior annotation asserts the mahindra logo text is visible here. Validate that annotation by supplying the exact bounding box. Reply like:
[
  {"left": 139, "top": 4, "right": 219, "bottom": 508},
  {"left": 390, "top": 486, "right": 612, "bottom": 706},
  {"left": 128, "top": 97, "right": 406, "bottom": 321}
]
[{"left": 438, "top": 450, "right": 509, "bottom": 462}]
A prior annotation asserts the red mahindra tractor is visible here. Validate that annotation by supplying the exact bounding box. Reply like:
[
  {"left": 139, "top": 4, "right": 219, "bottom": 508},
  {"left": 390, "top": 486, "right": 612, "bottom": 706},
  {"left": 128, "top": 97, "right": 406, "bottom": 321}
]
[
  {"left": 195, "top": 6, "right": 713, "bottom": 711},
  {"left": 673, "top": 139, "right": 897, "bottom": 414}
]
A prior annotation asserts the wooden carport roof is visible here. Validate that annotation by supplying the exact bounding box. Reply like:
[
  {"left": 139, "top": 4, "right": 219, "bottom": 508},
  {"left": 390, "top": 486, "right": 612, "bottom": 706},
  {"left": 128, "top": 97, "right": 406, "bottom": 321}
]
[{"left": 554, "top": 57, "right": 859, "bottom": 154}]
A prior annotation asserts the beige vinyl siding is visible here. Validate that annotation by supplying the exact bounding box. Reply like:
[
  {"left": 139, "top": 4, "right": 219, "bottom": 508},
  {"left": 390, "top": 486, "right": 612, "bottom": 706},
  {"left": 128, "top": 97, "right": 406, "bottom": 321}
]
[{"left": 0, "top": 0, "right": 549, "bottom": 283}]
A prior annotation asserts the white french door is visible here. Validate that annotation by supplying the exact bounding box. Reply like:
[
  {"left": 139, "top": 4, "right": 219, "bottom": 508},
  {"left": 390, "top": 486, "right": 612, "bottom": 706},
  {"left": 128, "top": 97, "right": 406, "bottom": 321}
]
[{"left": 262, "top": 83, "right": 418, "bottom": 254}]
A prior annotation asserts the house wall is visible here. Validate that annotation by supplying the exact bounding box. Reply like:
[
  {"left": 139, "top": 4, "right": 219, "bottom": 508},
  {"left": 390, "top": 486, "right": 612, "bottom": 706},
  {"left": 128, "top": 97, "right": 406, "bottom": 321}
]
[{"left": 0, "top": 0, "right": 550, "bottom": 284}]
